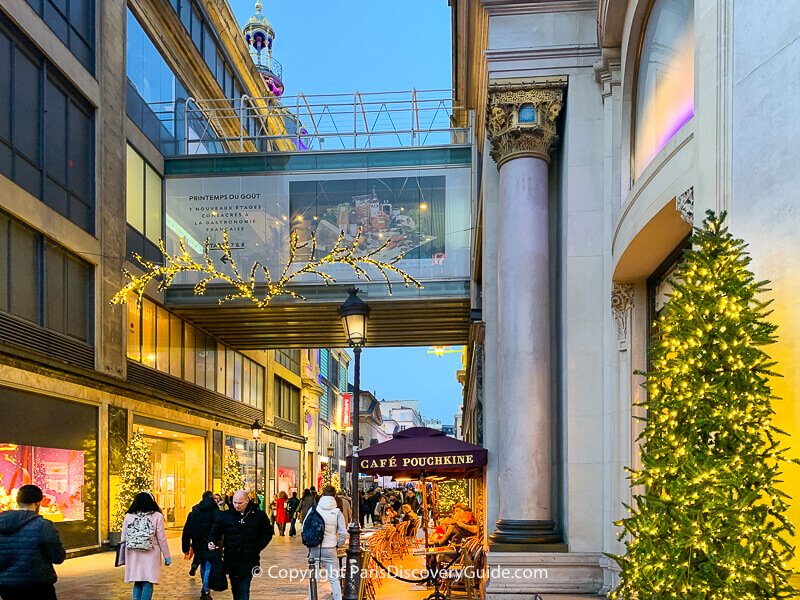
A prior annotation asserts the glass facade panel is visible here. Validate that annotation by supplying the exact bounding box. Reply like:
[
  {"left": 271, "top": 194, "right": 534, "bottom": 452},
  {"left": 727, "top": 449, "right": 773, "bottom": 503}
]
[
  {"left": 204, "top": 335, "right": 215, "bottom": 390},
  {"left": 169, "top": 313, "right": 182, "bottom": 377},
  {"left": 225, "top": 348, "right": 235, "bottom": 398},
  {"left": 156, "top": 306, "right": 169, "bottom": 372},
  {"left": 127, "top": 299, "right": 140, "bottom": 360},
  {"left": 633, "top": 0, "right": 694, "bottom": 180},
  {"left": 141, "top": 299, "right": 156, "bottom": 367},
  {"left": 183, "top": 323, "right": 195, "bottom": 384},
  {"left": 145, "top": 165, "right": 162, "bottom": 244},
  {"left": 25, "top": 0, "right": 94, "bottom": 72},
  {"left": 0, "top": 19, "right": 94, "bottom": 232},
  {"left": 194, "top": 329, "right": 206, "bottom": 387},
  {"left": 216, "top": 343, "right": 226, "bottom": 395},
  {"left": 127, "top": 298, "right": 266, "bottom": 405},
  {"left": 9, "top": 221, "right": 39, "bottom": 323},
  {"left": 126, "top": 145, "right": 144, "bottom": 232}
]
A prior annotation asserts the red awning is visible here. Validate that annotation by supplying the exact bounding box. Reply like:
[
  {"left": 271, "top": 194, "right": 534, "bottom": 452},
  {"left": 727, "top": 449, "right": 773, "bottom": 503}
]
[{"left": 346, "top": 426, "right": 487, "bottom": 479}]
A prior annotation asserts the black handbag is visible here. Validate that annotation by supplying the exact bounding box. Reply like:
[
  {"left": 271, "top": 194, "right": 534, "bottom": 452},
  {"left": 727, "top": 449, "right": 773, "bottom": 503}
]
[
  {"left": 208, "top": 556, "right": 228, "bottom": 592},
  {"left": 114, "top": 542, "right": 126, "bottom": 567}
]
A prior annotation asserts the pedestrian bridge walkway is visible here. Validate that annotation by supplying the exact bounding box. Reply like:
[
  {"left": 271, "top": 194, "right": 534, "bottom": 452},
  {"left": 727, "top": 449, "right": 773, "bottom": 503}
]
[{"left": 155, "top": 90, "right": 476, "bottom": 349}]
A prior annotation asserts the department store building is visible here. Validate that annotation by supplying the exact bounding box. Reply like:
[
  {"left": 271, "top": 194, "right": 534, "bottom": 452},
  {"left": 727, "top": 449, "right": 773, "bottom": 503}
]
[{"left": 454, "top": 0, "right": 800, "bottom": 594}]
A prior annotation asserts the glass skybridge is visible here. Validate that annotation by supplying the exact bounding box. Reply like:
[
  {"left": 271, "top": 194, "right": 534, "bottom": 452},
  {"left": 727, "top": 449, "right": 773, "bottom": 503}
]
[{"left": 158, "top": 92, "right": 474, "bottom": 349}]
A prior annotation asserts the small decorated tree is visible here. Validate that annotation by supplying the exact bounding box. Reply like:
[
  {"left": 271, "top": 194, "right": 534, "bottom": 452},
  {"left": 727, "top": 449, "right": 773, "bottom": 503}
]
[
  {"left": 222, "top": 447, "right": 245, "bottom": 495},
  {"left": 320, "top": 465, "right": 340, "bottom": 492},
  {"left": 111, "top": 430, "right": 152, "bottom": 531},
  {"left": 612, "top": 211, "right": 796, "bottom": 598},
  {"left": 438, "top": 479, "right": 468, "bottom": 515}
]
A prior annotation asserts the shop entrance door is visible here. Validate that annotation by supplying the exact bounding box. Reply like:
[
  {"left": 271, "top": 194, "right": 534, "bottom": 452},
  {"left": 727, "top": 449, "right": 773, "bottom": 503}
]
[{"left": 139, "top": 424, "right": 205, "bottom": 528}]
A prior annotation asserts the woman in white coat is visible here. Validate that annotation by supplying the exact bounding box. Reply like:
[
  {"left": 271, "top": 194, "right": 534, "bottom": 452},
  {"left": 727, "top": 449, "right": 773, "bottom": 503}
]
[
  {"left": 305, "top": 485, "right": 347, "bottom": 600},
  {"left": 121, "top": 492, "right": 171, "bottom": 600}
]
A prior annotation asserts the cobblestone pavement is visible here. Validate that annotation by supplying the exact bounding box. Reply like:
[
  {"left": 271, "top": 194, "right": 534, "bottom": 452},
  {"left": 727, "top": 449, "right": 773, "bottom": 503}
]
[
  {"left": 55, "top": 531, "right": 434, "bottom": 600},
  {"left": 55, "top": 531, "right": 599, "bottom": 600}
]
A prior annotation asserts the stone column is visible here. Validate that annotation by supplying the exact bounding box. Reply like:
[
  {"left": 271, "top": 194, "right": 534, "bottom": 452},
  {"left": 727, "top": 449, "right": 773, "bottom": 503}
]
[{"left": 486, "top": 78, "right": 566, "bottom": 547}]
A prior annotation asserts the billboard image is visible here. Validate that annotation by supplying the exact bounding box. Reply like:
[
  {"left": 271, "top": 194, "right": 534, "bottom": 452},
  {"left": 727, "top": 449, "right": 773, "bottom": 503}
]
[
  {"left": 289, "top": 175, "right": 446, "bottom": 262},
  {"left": 165, "top": 166, "right": 470, "bottom": 289}
]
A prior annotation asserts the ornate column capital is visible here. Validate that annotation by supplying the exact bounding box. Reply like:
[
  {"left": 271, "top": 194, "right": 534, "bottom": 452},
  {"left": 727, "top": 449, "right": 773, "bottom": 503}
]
[
  {"left": 486, "top": 76, "right": 567, "bottom": 168},
  {"left": 611, "top": 283, "right": 635, "bottom": 345}
]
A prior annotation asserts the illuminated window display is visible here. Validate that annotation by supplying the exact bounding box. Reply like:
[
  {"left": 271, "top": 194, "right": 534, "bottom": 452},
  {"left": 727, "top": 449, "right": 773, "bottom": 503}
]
[
  {"left": 226, "top": 436, "right": 265, "bottom": 494},
  {"left": 0, "top": 443, "right": 85, "bottom": 521},
  {"left": 277, "top": 447, "right": 300, "bottom": 495},
  {"left": 633, "top": 0, "right": 694, "bottom": 180}
]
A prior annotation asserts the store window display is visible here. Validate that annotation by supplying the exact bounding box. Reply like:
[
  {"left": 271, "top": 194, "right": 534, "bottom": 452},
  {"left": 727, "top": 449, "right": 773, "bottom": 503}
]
[{"left": 0, "top": 444, "right": 85, "bottom": 522}]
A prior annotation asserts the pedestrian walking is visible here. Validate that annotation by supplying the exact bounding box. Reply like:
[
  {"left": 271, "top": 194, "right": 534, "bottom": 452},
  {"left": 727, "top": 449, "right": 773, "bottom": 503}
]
[
  {"left": 275, "top": 491, "right": 289, "bottom": 536},
  {"left": 0, "top": 485, "right": 66, "bottom": 600},
  {"left": 303, "top": 485, "right": 346, "bottom": 600},
  {"left": 208, "top": 490, "right": 272, "bottom": 600},
  {"left": 297, "top": 488, "right": 316, "bottom": 523},
  {"left": 268, "top": 494, "right": 278, "bottom": 533},
  {"left": 286, "top": 492, "right": 300, "bottom": 537},
  {"left": 181, "top": 491, "right": 219, "bottom": 600},
  {"left": 337, "top": 491, "right": 352, "bottom": 526},
  {"left": 120, "top": 492, "right": 171, "bottom": 600}
]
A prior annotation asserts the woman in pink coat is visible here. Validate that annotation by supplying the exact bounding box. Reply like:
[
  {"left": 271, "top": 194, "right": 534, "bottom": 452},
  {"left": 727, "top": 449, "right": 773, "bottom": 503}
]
[{"left": 120, "top": 492, "right": 171, "bottom": 600}]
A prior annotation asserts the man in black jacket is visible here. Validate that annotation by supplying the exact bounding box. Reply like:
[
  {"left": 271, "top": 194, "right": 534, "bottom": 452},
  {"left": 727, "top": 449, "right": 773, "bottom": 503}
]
[
  {"left": 0, "top": 485, "right": 66, "bottom": 600},
  {"left": 208, "top": 490, "right": 271, "bottom": 600},
  {"left": 182, "top": 491, "right": 219, "bottom": 600}
]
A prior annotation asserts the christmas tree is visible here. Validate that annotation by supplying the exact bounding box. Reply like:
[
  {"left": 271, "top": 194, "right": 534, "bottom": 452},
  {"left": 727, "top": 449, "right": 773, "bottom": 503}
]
[
  {"left": 222, "top": 447, "right": 245, "bottom": 495},
  {"left": 438, "top": 480, "right": 468, "bottom": 514},
  {"left": 320, "top": 465, "right": 340, "bottom": 492},
  {"left": 611, "top": 211, "right": 796, "bottom": 599},
  {"left": 111, "top": 430, "right": 152, "bottom": 531}
]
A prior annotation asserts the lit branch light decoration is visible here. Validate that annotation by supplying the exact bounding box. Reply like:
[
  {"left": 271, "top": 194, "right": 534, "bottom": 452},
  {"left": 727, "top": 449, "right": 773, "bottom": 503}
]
[{"left": 110, "top": 227, "right": 423, "bottom": 308}]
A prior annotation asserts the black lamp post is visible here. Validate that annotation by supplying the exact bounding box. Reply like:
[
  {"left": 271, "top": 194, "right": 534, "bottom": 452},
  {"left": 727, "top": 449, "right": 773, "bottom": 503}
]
[
  {"left": 339, "top": 288, "right": 370, "bottom": 600},
  {"left": 251, "top": 419, "right": 262, "bottom": 503}
]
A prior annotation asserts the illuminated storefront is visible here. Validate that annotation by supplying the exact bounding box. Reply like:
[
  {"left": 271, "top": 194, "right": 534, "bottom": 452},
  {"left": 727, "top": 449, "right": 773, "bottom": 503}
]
[
  {"left": 0, "top": 387, "right": 98, "bottom": 549},
  {"left": 134, "top": 417, "right": 206, "bottom": 528}
]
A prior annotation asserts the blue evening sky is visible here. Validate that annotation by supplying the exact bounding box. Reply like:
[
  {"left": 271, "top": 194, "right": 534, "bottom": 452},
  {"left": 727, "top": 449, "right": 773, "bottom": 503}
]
[{"left": 231, "top": 1, "right": 462, "bottom": 425}]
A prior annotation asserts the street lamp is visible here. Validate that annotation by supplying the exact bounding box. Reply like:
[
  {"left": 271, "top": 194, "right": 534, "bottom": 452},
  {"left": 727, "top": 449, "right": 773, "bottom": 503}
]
[
  {"left": 251, "top": 420, "right": 262, "bottom": 504},
  {"left": 339, "top": 288, "right": 370, "bottom": 600}
]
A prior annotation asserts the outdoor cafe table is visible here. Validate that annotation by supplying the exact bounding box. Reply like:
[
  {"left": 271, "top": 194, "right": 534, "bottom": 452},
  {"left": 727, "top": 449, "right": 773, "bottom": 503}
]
[{"left": 411, "top": 545, "right": 461, "bottom": 600}]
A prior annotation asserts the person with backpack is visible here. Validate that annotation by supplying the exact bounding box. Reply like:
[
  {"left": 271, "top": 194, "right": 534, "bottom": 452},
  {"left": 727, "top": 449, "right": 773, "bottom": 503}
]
[
  {"left": 302, "top": 485, "right": 346, "bottom": 600},
  {"left": 181, "top": 491, "right": 219, "bottom": 600},
  {"left": 0, "top": 485, "right": 66, "bottom": 600},
  {"left": 286, "top": 491, "right": 301, "bottom": 537},
  {"left": 207, "top": 490, "right": 272, "bottom": 600},
  {"left": 120, "top": 492, "right": 171, "bottom": 600}
]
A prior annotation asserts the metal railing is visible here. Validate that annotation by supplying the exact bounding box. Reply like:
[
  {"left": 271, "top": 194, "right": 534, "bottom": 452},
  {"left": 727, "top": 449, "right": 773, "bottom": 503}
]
[{"left": 144, "top": 89, "right": 470, "bottom": 155}]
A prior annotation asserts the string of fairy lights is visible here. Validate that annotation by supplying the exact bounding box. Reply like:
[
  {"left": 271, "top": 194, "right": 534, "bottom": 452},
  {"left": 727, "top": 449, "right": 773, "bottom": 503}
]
[{"left": 110, "top": 226, "right": 423, "bottom": 309}]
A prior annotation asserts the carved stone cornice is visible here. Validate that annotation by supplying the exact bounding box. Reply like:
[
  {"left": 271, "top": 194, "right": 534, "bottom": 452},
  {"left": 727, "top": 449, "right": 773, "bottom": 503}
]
[
  {"left": 486, "top": 77, "right": 567, "bottom": 168},
  {"left": 593, "top": 47, "right": 621, "bottom": 100},
  {"left": 676, "top": 186, "right": 694, "bottom": 225},
  {"left": 611, "top": 283, "right": 635, "bottom": 344}
]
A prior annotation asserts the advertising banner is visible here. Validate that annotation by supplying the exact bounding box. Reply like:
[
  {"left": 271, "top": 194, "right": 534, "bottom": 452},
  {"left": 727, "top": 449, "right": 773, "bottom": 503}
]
[
  {"left": 165, "top": 167, "right": 471, "bottom": 289},
  {"left": 340, "top": 392, "right": 352, "bottom": 430}
]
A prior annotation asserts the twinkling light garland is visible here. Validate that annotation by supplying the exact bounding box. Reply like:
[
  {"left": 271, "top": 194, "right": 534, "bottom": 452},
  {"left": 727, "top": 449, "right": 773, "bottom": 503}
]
[
  {"left": 111, "top": 227, "right": 423, "bottom": 308},
  {"left": 610, "top": 211, "right": 797, "bottom": 599}
]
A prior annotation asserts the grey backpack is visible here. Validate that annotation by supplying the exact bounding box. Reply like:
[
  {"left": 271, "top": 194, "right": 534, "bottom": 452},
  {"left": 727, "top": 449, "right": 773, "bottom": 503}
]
[{"left": 126, "top": 512, "right": 155, "bottom": 551}]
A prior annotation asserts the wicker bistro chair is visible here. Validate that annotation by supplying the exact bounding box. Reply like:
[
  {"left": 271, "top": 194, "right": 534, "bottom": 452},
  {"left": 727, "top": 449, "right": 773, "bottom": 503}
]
[
  {"left": 443, "top": 536, "right": 486, "bottom": 600},
  {"left": 365, "top": 526, "right": 393, "bottom": 565}
]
